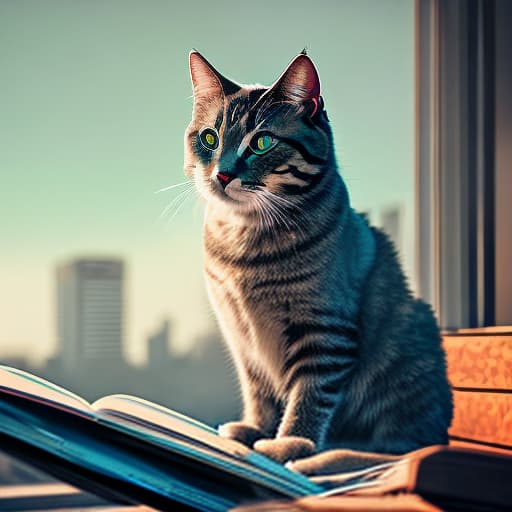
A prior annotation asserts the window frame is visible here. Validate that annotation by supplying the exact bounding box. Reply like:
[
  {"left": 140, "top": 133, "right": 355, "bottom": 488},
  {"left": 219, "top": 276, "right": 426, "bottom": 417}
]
[{"left": 415, "top": 0, "right": 496, "bottom": 329}]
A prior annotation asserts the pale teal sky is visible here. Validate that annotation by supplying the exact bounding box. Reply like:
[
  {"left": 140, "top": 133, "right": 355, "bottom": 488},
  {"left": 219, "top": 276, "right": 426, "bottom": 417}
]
[{"left": 0, "top": 0, "right": 414, "bottom": 364}]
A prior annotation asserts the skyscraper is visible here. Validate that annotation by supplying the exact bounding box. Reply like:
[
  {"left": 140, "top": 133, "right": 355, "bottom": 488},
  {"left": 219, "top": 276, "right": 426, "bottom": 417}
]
[
  {"left": 147, "top": 319, "right": 170, "bottom": 371},
  {"left": 56, "top": 259, "right": 125, "bottom": 370},
  {"left": 381, "top": 205, "right": 403, "bottom": 255}
]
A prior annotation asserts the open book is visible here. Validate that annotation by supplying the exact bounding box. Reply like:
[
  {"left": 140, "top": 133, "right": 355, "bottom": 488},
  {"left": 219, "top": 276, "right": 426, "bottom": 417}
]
[{"left": 0, "top": 365, "right": 511, "bottom": 511}]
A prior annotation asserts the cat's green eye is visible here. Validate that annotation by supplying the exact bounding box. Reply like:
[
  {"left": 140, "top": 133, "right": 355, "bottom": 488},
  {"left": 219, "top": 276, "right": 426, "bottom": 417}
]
[
  {"left": 199, "top": 128, "right": 219, "bottom": 151},
  {"left": 250, "top": 133, "right": 276, "bottom": 155}
]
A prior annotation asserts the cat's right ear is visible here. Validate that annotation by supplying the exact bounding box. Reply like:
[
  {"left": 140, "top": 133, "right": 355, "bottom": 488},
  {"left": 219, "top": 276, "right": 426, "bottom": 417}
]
[
  {"left": 271, "top": 54, "right": 321, "bottom": 103},
  {"left": 189, "top": 51, "right": 241, "bottom": 100}
]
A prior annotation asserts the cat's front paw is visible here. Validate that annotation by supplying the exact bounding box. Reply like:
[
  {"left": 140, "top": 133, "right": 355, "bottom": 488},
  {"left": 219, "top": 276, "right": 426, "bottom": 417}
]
[
  {"left": 285, "top": 449, "right": 401, "bottom": 475},
  {"left": 254, "top": 436, "right": 316, "bottom": 463},
  {"left": 218, "top": 421, "right": 265, "bottom": 447}
]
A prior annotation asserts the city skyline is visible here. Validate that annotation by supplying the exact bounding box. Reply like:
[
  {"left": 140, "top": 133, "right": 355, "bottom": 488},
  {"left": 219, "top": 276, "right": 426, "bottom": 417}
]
[{"left": 0, "top": 249, "right": 213, "bottom": 366}]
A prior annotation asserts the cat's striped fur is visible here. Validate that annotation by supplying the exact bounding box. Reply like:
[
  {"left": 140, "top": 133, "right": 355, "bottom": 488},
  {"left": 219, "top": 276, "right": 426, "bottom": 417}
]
[{"left": 184, "top": 51, "right": 453, "bottom": 462}]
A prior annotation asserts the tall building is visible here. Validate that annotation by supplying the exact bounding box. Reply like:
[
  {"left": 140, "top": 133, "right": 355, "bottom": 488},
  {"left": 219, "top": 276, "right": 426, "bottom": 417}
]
[
  {"left": 381, "top": 205, "right": 403, "bottom": 255},
  {"left": 147, "top": 319, "right": 170, "bottom": 370},
  {"left": 56, "top": 259, "right": 125, "bottom": 370}
]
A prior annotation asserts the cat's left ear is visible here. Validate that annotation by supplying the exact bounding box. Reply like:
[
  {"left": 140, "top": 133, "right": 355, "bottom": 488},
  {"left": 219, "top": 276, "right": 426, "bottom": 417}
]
[
  {"left": 265, "top": 54, "right": 321, "bottom": 112},
  {"left": 189, "top": 51, "right": 241, "bottom": 100}
]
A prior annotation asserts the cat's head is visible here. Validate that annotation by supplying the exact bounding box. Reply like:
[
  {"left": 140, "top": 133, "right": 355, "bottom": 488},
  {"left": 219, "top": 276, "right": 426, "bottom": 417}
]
[{"left": 184, "top": 51, "right": 332, "bottom": 216}]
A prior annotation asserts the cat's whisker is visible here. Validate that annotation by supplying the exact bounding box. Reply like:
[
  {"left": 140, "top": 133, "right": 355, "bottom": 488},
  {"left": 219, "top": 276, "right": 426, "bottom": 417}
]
[
  {"left": 159, "top": 183, "right": 195, "bottom": 221},
  {"left": 253, "top": 193, "right": 274, "bottom": 233},
  {"left": 264, "top": 203, "right": 278, "bottom": 232},
  {"left": 267, "top": 200, "right": 291, "bottom": 233},
  {"left": 251, "top": 191, "right": 290, "bottom": 234},
  {"left": 154, "top": 180, "right": 192, "bottom": 194},
  {"left": 250, "top": 194, "right": 268, "bottom": 232},
  {"left": 166, "top": 186, "right": 195, "bottom": 225},
  {"left": 259, "top": 195, "right": 278, "bottom": 233},
  {"left": 259, "top": 190, "right": 307, "bottom": 239},
  {"left": 159, "top": 190, "right": 190, "bottom": 220},
  {"left": 273, "top": 197, "right": 307, "bottom": 234},
  {"left": 264, "top": 190, "right": 301, "bottom": 212},
  {"left": 261, "top": 194, "right": 292, "bottom": 235}
]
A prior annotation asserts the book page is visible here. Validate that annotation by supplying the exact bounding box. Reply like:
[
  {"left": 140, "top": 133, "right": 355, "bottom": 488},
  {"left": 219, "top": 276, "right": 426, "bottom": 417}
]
[
  {"left": 93, "top": 394, "right": 321, "bottom": 496},
  {"left": 0, "top": 365, "right": 92, "bottom": 415},
  {"left": 92, "top": 394, "right": 250, "bottom": 458}
]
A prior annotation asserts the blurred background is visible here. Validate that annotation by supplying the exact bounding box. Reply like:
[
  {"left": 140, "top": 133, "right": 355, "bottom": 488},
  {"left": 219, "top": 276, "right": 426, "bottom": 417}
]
[{"left": 0, "top": 0, "right": 415, "bottom": 425}]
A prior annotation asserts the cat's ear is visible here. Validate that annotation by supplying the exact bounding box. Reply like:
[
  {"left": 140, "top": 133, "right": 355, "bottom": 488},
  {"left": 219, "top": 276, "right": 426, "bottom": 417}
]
[
  {"left": 267, "top": 54, "right": 321, "bottom": 103},
  {"left": 189, "top": 51, "right": 241, "bottom": 99}
]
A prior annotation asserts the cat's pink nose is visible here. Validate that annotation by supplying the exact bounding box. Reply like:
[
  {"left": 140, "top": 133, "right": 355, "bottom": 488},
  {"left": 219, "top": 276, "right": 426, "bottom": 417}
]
[{"left": 217, "top": 172, "right": 235, "bottom": 189}]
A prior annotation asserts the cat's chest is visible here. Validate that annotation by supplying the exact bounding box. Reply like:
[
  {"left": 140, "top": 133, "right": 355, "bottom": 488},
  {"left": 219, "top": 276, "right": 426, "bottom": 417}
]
[
  {"left": 203, "top": 219, "right": 322, "bottom": 380},
  {"left": 206, "top": 264, "right": 292, "bottom": 369}
]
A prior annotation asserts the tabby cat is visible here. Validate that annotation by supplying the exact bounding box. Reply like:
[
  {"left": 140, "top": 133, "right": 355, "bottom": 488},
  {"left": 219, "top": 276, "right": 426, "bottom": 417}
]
[{"left": 184, "top": 51, "right": 453, "bottom": 464}]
